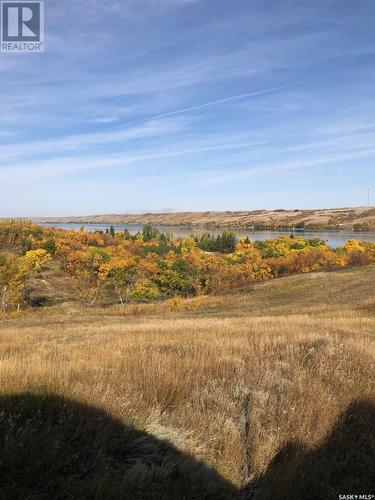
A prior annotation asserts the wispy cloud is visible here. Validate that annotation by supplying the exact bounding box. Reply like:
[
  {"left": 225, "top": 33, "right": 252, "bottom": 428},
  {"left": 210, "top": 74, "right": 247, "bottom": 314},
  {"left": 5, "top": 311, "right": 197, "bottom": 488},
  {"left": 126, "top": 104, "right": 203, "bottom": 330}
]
[
  {"left": 192, "top": 148, "right": 375, "bottom": 187},
  {"left": 0, "top": 118, "right": 189, "bottom": 163},
  {"left": 1, "top": 0, "right": 375, "bottom": 215}
]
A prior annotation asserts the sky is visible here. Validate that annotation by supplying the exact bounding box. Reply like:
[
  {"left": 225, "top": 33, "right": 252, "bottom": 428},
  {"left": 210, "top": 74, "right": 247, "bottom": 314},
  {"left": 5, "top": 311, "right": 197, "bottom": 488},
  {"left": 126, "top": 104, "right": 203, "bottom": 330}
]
[{"left": 0, "top": 0, "right": 375, "bottom": 216}]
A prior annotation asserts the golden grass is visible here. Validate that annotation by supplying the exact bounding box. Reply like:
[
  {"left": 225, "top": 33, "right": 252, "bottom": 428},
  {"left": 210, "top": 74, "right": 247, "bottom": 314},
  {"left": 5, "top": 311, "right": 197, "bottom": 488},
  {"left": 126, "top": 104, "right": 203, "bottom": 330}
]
[{"left": 0, "top": 265, "right": 374, "bottom": 497}]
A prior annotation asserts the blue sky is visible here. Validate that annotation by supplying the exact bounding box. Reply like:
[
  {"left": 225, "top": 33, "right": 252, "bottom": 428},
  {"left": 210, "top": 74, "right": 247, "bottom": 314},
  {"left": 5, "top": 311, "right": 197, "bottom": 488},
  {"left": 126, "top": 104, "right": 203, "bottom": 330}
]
[{"left": 1, "top": 0, "right": 375, "bottom": 216}]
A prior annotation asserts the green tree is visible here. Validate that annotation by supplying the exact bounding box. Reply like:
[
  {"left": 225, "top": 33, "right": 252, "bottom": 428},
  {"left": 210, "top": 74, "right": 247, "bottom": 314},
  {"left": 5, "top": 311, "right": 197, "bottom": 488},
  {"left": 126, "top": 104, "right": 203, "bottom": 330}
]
[
  {"left": 142, "top": 224, "right": 159, "bottom": 242},
  {"left": 43, "top": 239, "right": 57, "bottom": 255},
  {"left": 195, "top": 233, "right": 217, "bottom": 252},
  {"left": 216, "top": 231, "right": 236, "bottom": 254}
]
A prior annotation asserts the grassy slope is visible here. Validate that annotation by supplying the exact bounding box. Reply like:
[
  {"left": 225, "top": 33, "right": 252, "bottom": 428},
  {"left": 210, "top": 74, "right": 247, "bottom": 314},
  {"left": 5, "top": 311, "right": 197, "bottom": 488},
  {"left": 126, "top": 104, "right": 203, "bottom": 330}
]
[{"left": 0, "top": 265, "right": 374, "bottom": 499}]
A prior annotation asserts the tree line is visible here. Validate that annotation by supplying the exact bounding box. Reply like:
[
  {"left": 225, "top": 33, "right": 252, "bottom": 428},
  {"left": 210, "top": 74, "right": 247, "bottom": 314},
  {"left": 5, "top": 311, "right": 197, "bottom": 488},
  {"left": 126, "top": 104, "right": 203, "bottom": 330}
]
[{"left": 1, "top": 220, "right": 374, "bottom": 311}]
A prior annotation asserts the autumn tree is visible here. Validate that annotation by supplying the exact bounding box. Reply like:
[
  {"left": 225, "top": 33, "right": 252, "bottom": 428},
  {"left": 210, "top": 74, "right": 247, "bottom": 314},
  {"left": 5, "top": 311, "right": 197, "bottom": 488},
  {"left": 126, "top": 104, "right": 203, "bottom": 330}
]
[
  {"left": 0, "top": 249, "right": 51, "bottom": 311},
  {"left": 65, "top": 248, "right": 110, "bottom": 306},
  {"left": 99, "top": 257, "right": 139, "bottom": 307}
]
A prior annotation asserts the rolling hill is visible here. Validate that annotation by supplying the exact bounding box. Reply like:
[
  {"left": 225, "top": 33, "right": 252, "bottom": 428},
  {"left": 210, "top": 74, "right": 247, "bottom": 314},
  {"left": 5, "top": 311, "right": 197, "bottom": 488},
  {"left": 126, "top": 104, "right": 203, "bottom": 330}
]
[{"left": 32, "top": 206, "right": 375, "bottom": 230}]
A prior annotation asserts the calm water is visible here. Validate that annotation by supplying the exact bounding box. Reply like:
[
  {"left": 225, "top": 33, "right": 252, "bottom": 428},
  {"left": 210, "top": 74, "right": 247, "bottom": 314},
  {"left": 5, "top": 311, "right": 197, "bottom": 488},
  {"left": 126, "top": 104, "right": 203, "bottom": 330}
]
[{"left": 39, "top": 223, "right": 375, "bottom": 249}]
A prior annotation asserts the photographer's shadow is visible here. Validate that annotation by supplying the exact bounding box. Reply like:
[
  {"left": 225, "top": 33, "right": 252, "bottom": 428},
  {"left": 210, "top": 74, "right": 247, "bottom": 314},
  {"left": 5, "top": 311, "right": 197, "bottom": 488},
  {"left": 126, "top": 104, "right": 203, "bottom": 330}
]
[
  {"left": 246, "top": 399, "right": 375, "bottom": 499},
  {"left": 1, "top": 394, "right": 374, "bottom": 500},
  {"left": 0, "top": 393, "right": 238, "bottom": 500}
]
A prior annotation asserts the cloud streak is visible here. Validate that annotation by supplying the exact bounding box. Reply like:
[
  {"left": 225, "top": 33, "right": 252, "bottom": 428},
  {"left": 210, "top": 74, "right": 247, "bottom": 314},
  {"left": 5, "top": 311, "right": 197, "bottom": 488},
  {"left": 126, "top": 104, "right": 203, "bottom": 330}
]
[{"left": 1, "top": 0, "right": 375, "bottom": 215}]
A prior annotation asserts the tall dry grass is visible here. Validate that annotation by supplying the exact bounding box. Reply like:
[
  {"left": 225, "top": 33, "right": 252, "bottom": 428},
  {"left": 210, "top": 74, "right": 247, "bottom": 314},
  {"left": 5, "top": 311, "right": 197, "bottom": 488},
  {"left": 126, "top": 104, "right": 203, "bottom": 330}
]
[{"left": 0, "top": 265, "right": 374, "bottom": 497}]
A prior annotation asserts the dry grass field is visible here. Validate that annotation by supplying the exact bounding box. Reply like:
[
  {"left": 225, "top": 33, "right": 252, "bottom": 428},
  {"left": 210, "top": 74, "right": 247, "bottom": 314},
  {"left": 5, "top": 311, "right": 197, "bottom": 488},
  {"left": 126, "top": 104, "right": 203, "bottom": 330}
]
[{"left": 0, "top": 265, "right": 374, "bottom": 499}]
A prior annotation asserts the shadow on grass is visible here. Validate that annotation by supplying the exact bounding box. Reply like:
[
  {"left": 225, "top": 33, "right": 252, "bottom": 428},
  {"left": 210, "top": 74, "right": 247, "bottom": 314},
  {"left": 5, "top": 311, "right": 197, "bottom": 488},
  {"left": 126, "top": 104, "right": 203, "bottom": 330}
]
[
  {"left": 0, "top": 393, "right": 238, "bottom": 500},
  {"left": 246, "top": 399, "right": 375, "bottom": 499},
  {"left": 0, "top": 394, "right": 374, "bottom": 499}
]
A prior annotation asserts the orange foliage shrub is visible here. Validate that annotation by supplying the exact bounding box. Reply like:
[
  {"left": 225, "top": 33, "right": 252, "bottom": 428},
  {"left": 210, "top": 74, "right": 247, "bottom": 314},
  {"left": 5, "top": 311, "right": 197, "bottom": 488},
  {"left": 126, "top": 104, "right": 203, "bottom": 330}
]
[{"left": 1, "top": 221, "right": 375, "bottom": 309}]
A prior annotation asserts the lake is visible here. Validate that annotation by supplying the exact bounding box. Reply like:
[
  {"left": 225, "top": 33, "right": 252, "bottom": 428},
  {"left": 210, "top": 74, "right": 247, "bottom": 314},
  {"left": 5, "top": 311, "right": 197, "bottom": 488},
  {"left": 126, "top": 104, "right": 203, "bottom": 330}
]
[{"left": 39, "top": 223, "right": 375, "bottom": 249}]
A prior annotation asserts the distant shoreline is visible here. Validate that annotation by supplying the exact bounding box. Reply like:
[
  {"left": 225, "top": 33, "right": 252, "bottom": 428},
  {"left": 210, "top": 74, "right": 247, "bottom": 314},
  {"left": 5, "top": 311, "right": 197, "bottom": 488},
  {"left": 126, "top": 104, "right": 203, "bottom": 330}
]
[
  {"left": 26, "top": 206, "right": 375, "bottom": 231},
  {"left": 37, "top": 221, "right": 375, "bottom": 233}
]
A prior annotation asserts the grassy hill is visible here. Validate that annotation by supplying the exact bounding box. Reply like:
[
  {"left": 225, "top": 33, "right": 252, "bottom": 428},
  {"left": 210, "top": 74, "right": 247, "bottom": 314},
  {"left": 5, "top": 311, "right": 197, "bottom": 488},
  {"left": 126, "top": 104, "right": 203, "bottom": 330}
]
[
  {"left": 32, "top": 205, "right": 375, "bottom": 230},
  {"left": 0, "top": 265, "right": 374, "bottom": 499}
]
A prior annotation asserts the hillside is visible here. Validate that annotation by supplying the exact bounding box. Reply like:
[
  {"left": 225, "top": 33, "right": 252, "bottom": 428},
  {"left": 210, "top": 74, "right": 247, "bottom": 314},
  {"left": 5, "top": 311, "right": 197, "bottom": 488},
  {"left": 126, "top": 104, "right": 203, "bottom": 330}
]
[
  {"left": 1, "top": 265, "right": 374, "bottom": 499},
  {"left": 32, "top": 206, "right": 375, "bottom": 230}
]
